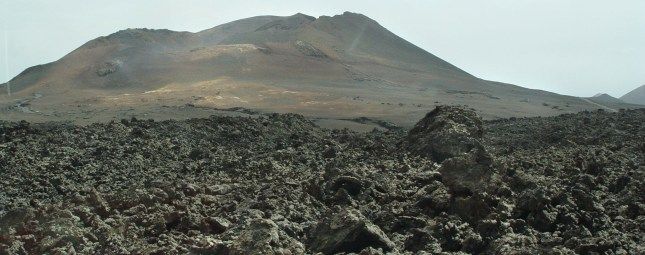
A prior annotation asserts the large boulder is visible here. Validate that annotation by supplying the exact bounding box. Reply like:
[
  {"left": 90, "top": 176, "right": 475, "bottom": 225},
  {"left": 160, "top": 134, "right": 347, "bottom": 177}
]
[
  {"left": 309, "top": 209, "right": 394, "bottom": 254},
  {"left": 438, "top": 148, "right": 495, "bottom": 194},
  {"left": 406, "top": 106, "right": 484, "bottom": 163},
  {"left": 406, "top": 106, "right": 496, "bottom": 194}
]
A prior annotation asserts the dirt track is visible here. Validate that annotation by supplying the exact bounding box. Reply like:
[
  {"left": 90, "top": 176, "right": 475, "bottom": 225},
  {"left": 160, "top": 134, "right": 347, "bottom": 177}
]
[{"left": 1, "top": 107, "right": 643, "bottom": 254}]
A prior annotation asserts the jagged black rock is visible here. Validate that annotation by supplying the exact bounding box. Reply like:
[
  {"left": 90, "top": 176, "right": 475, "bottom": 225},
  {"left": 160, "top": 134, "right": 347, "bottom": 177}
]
[{"left": 0, "top": 108, "right": 643, "bottom": 254}]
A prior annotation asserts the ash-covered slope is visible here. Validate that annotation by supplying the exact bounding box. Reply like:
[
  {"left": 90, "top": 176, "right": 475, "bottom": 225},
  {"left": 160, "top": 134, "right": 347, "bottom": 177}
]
[
  {"left": 1, "top": 107, "right": 643, "bottom": 254},
  {"left": 1, "top": 12, "right": 633, "bottom": 124},
  {"left": 1, "top": 12, "right": 468, "bottom": 93},
  {"left": 621, "top": 85, "right": 645, "bottom": 105}
]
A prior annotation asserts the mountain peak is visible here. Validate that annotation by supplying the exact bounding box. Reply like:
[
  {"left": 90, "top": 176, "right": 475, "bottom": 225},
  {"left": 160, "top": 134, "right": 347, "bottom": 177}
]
[
  {"left": 339, "top": 11, "right": 369, "bottom": 19},
  {"left": 590, "top": 93, "right": 624, "bottom": 104},
  {"left": 255, "top": 13, "right": 316, "bottom": 31},
  {"left": 322, "top": 11, "right": 377, "bottom": 25},
  {"left": 620, "top": 84, "right": 645, "bottom": 105},
  {"left": 72, "top": 29, "right": 194, "bottom": 55},
  {"left": 102, "top": 28, "right": 190, "bottom": 41},
  {"left": 292, "top": 13, "right": 316, "bottom": 20},
  {"left": 5, "top": 12, "right": 637, "bottom": 124},
  {"left": 315, "top": 11, "right": 377, "bottom": 26},
  {"left": 593, "top": 93, "right": 612, "bottom": 98}
]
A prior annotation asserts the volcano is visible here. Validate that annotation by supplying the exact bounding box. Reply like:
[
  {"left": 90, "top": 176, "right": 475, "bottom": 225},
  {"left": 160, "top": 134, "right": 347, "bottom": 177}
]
[{"left": 0, "top": 12, "right": 638, "bottom": 126}]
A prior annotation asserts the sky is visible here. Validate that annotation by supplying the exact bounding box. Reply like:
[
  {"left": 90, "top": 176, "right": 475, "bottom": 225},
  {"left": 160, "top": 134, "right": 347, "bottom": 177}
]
[{"left": 1, "top": 0, "right": 644, "bottom": 97}]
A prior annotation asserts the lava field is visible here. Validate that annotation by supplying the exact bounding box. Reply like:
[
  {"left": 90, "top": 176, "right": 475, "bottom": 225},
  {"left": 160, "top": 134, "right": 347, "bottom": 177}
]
[{"left": 0, "top": 107, "right": 643, "bottom": 254}]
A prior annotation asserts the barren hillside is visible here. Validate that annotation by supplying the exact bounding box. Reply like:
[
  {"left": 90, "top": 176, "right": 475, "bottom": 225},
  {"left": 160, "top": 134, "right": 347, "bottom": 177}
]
[
  {"left": 621, "top": 85, "right": 645, "bottom": 105},
  {"left": 0, "top": 12, "right": 640, "bottom": 126}
]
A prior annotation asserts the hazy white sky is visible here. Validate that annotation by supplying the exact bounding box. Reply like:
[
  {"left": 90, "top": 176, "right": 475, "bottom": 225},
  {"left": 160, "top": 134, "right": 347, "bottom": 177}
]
[{"left": 1, "top": 0, "right": 643, "bottom": 97}]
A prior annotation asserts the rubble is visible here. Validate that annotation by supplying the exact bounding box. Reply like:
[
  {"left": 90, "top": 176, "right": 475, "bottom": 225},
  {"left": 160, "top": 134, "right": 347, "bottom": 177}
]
[{"left": 0, "top": 107, "right": 643, "bottom": 254}]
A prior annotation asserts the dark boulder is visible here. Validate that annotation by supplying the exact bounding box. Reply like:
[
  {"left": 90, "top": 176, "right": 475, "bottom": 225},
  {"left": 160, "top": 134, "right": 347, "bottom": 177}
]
[
  {"left": 309, "top": 209, "right": 394, "bottom": 254},
  {"left": 406, "top": 106, "right": 496, "bottom": 194},
  {"left": 438, "top": 150, "right": 496, "bottom": 194},
  {"left": 406, "top": 106, "right": 485, "bottom": 163}
]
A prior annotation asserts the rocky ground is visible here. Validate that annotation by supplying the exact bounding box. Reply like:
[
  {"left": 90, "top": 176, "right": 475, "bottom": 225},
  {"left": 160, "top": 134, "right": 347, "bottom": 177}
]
[{"left": 0, "top": 106, "right": 643, "bottom": 254}]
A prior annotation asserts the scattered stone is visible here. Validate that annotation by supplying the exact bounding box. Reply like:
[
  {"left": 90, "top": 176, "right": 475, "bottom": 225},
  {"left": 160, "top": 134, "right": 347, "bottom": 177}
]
[
  {"left": 95, "top": 60, "right": 122, "bottom": 77},
  {"left": 330, "top": 176, "right": 363, "bottom": 196},
  {"left": 200, "top": 217, "right": 230, "bottom": 234},
  {"left": 226, "top": 219, "right": 305, "bottom": 254},
  {"left": 309, "top": 209, "right": 394, "bottom": 254},
  {"left": 295, "top": 40, "right": 327, "bottom": 58}
]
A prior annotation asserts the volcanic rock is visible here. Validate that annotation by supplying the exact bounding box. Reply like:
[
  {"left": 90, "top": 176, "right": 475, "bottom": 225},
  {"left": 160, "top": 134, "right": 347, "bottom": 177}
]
[
  {"left": 406, "top": 106, "right": 486, "bottom": 162},
  {"left": 226, "top": 219, "right": 305, "bottom": 254},
  {"left": 309, "top": 209, "right": 394, "bottom": 254},
  {"left": 407, "top": 106, "right": 496, "bottom": 193},
  {"left": 0, "top": 108, "right": 643, "bottom": 254},
  {"left": 438, "top": 149, "right": 496, "bottom": 194}
]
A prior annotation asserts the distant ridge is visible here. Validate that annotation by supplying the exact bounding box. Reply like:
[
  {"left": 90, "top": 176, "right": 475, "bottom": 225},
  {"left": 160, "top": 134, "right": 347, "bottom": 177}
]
[
  {"left": 591, "top": 93, "right": 624, "bottom": 104},
  {"left": 620, "top": 85, "right": 645, "bottom": 105}
]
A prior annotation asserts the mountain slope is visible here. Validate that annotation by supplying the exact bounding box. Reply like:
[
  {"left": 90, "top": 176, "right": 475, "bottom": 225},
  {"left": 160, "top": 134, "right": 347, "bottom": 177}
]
[
  {"left": 620, "top": 85, "right": 645, "bottom": 105},
  {"left": 1, "top": 12, "right": 639, "bottom": 126}
]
